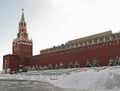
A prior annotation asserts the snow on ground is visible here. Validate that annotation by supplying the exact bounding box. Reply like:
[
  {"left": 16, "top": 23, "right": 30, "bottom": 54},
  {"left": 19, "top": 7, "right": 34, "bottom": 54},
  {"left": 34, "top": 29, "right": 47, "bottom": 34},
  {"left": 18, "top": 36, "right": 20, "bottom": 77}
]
[{"left": 1, "top": 66, "right": 120, "bottom": 91}]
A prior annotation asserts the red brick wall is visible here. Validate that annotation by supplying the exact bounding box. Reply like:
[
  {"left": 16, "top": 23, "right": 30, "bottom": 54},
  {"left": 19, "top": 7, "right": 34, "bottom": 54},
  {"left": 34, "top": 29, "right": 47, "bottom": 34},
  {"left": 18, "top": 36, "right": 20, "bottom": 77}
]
[
  {"left": 13, "top": 43, "right": 32, "bottom": 58},
  {"left": 27, "top": 39, "right": 120, "bottom": 68},
  {"left": 4, "top": 39, "right": 120, "bottom": 71},
  {"left": 3, "top": 55, "right": 20, "bottom": 72}
]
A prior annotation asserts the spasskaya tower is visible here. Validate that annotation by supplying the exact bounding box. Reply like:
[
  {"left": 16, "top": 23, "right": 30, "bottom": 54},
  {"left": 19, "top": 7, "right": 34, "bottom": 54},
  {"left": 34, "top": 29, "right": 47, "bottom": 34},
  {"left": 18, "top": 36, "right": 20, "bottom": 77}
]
[{"left": 13, "top": 9, "right": 32, "bottom": 58}]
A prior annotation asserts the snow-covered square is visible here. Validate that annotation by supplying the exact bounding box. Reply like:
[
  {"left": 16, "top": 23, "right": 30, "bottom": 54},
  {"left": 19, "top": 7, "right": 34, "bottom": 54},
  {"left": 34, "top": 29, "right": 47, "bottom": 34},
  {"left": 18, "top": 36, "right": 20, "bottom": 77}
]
[{"left": 1, "top": 66, "right": 120, "bottom": 91}]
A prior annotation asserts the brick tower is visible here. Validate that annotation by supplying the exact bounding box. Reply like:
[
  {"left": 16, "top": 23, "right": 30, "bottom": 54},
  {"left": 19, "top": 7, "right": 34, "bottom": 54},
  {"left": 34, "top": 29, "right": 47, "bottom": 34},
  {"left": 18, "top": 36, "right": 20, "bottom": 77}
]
[
  {"left": 3, "top": 9, "right": 32, "bottom": 72},
  {"left": 13, "top": 9, "right": 32, "bottom": 59}
]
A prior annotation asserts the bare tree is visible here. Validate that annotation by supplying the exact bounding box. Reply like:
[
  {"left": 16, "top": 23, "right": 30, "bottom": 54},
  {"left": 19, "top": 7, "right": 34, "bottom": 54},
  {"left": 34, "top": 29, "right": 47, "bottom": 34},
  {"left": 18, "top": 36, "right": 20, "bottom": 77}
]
[
  {"left": 86, "top": 60, "right": 92, "bottom": 67},
  {"left": 59, "top": 63, "right": 64, "bottom": 69},
  {"left": 108, "top": 58, "right": 114, "bottom": 66},
  {"left": 92, "top": 58, "right": 100, "bottom": 67},
  {"left": 68, "top": 62, "right": 74, "bottom": 68},
  {"left": 74, "top": 61, "right": 80, "bottom": 68}
]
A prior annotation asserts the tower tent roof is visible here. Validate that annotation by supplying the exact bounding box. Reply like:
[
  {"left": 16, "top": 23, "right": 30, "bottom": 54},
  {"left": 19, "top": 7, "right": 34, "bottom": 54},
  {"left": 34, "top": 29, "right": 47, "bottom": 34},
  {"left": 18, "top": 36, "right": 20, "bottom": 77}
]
[{"left": 21, "top": 9, "right": 25, "bottom": 22}]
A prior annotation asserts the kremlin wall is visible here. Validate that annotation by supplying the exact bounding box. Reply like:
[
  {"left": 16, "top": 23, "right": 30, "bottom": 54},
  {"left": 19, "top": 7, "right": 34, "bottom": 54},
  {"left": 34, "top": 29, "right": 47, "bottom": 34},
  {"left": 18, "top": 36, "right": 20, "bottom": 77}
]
[{"left": 3, "top": 10, "right": 120, "bottom": 73}]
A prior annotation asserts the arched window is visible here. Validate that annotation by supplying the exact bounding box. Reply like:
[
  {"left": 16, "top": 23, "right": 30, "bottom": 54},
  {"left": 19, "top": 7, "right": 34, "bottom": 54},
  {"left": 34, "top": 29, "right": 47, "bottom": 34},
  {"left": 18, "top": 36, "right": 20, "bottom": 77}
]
[
  {"left": 78, "top": 43, "right": 80, "bottom": 47},
  {"left": 89, "top": 40, "right": 92, "bottom": 45},
  {"left": 97, "top": 38, "right": 100, "bottom": 43},
  {"left": 87, "top": 41, "right": 89, "bottom": 45},
  {"left": 94, "top": 39, "right": 97, "bottom": 44},
  {"left": 83, "top": 42, "right": 85, "bottom": 46},
  {"left": 92, "top": 40, "right": 95, "bottom": 44},
  {"left": 103, "top": 37, "right": 106, "bottom": 42},
  {"left": 5, "top": 59, "right": 8, "bottom": 65}
]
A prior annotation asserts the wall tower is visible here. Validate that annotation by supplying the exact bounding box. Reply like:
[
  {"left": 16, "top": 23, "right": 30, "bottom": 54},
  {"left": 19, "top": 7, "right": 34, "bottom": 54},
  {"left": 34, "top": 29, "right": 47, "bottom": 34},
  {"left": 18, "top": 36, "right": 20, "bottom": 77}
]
[{"left": 12, "top": 9, "right": 32, "bottom": 59}]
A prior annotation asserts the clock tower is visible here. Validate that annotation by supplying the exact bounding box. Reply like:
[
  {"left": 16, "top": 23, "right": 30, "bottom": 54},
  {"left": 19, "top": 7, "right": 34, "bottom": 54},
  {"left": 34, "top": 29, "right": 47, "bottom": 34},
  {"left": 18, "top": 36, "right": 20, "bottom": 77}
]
[{"left": 13, "top": 9, "right": 32, "bottom": 59}]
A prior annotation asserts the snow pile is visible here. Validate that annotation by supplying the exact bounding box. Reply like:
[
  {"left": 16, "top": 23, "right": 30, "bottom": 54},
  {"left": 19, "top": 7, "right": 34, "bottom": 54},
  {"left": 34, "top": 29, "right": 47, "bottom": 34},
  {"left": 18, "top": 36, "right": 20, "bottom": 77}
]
[
  {"left": 48, "top": 67, "right": 120, "bottom": 91},
  {"left": 38, "top": 67, "right": 120, "bottom": 91},
  {"left": 1, "top": 66, "right": 120, "bottom": 91}
]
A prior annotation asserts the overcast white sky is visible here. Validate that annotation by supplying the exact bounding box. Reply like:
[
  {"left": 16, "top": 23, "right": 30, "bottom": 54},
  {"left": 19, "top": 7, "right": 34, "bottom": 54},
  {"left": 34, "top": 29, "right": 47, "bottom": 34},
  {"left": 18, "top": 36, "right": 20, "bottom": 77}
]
[{"left": 1, "top": 0, "right": 120, "bottom": 70}]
